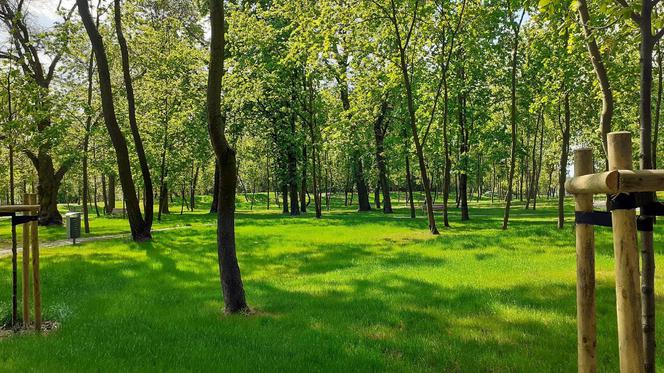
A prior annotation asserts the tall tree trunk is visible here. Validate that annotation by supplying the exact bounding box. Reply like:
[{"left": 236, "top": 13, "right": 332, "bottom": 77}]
[
  {"left": 637, "top": 6, "right": 656, "bottom": 370},
  {"left": 458, "top": 66, "right": 469, "bottom": 221},
  {"left": 394, "top": 34, "right": 438, "bottom": 233},
  {"left": 82, "top": 36, "right": 97, "bottom": 234},
  {"left": 502, "top": 9, "right": 525, "bottom": 230},
  {"left": 533, "top": 110, "right": 545, "bottom": 210},
  {"left": 207, "top": 0, "right": 248, "bottom": 313},
  {"left": 190, "top": 163, "right": 199, "bottom": 211},
  {"left": 158, "top": 113, "right": 170, "bottom": 220},
  {"left": 374, "top": 101, "right": 393, "bottom": 213},
  {"left": 654, "top": 44, "right": 662, "bottom": 168},
  {"left": 282, "top": 183, "right": 289, "bottom": 214},
  {"left": 114, "top": 0, "right": 153, "bottom": 231},
  {"left": 77, "top": 0, "right": 150, "bottom": 241},
  {"left": 353, "top": 159, "right": 372, "bottom": 211},
  {"left": 442, "top": 76, "right": 451, "bottom": 227},
  {"left": 300, "top": 144, "right": 307, "bottom": 213},
  {"left": 577, "top": 0, "right": 613, "bottom": 164},
  {"left": 405, "top": 152, "right": 416, "bottom": 219},
  {"left": 557, "top": 94, "right": 571, "bottom": 229},
  {"left": 210, "top": 161, "right": 219, "bottom": 213},
  {"left": 106, "top": 174, "right": 116, "bottom": 214}
]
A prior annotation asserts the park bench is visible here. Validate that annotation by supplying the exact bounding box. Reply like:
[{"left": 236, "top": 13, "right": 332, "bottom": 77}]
[{"left": 110, "top": 208, "right": 126, "bottom": 215}]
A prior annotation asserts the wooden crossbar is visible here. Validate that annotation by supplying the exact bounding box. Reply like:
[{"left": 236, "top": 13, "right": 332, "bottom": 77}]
[
  {"left": 0, "top": 205, "right": 40, "bottom": 213},
  {"left": 565, "top": 169, "right": 664, "bottom": 195}
]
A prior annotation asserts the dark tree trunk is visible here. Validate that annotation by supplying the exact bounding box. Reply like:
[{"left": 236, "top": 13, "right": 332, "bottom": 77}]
[
  {"left": 282, "top": 183, "right": 289, "bottom": 214},
  {"left": 300, "top": 144, "right": 307, "bottom": 213},
  {"left": 77, "top": 0, "right": 150, "bottom": 241},
  {"left": 82, "top": 44, "right": 95, "bottom": 234},
  {"left": 458, "top": 66, "right": 469, "bottom": 221},
  {"left": 373, "top": 100, "right": 393, "bottom": 213},
  {"left": 106, "top": 174, "right": 116, "bottom": 214},
  {"left": 405, "top": 149, "right": 416, "bottom": 219},
  {"left": 206, "top": 0, "right": 248, "bottom": 313},
  {"left": 577, "top": 0, "right": 613, "bottom": 164},
  {"left": 502, "top": 10, "right": 525, "bottom": 230},
  {"left": 558, "top": 94, "right": 571, "bottom": 229},
  {"left": 114, "top": 0, "right": 153, "bottom": 231},
  {"left": 190, "top": 163, "right": 199, "bottom": 211},
  {"left": 442, "top": 76, "right": 451, "bottom": 227},
  {"left": 210, "top": 161, "right": 219, "bottom": 213},
  {"left": 637, "top": 6, "right": 656, "bottom": 370},
  {"left": 353, "top": 159, "right": 371, "bottom": 211},
  {"left": 533, "top": 110, "right": 545, "bottom": 210},
  {"left": 158, "top": 115, "right": 170, "bottom": 220}
]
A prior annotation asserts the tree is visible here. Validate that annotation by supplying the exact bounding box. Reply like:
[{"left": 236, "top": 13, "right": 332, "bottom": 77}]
[
  {"left": 77, "top": 0, "right": 151, "bottom": 241},
  {"left": 501, "top": 6, "right": 525, "bottom": 230},
  {"left": 207, "top": 0, "right": 249, "bottom": 314},
  {"left": 0, "top": 1, "right": 77, "bottom": 225}
]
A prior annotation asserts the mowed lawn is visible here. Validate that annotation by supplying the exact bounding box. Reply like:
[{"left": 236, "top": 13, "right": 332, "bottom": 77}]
[{"left": 0, "top": 197, "right": 663, "bottom": 372}]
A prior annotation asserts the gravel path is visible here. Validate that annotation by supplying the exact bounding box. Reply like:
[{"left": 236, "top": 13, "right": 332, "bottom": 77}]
[{"left": 0, "top": 226, "right": 190, "bottom": 258}]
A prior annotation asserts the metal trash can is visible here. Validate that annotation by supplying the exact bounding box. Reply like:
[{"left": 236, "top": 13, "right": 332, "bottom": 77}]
[{"left": 64, "top": 212, "right": 82, "bottom": 244}]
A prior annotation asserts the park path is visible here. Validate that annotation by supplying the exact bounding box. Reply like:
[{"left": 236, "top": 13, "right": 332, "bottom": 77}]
[{"left": 0, "top": 226, "right": 190, "bottom": 259}]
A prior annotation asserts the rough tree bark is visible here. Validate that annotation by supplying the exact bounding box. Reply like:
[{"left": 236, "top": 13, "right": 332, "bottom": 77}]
[
  {"left": 374, "top": 100, "right": 393, "bottom": 213},
  {"left": 577, "top": 0, "right": 613, "bottom": 164},
  {"left": 77, "top": 0, "right": 151, "bottom": 241},
  {"left": 502, "top": 9, "right": 525, "bottom": 230},
  {"left": 114, "top": 0, "right": 153, "bottom": 230},
  {"left": 206, "top": 0, "right": 248, "bottom": 313}
]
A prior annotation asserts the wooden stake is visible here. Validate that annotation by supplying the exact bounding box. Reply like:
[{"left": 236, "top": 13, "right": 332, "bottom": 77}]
[
  {"left": 21, "top": 194, "right": 30, "bottom": 326},
  {"left": 29, "top": 194, "right": 40, "bottom": 331},
  {"left": 607, "top": 131, "right": 644, "bottom": 373},
  {"left": 573, "top": 148, "right": 597, "bottom": 373}
]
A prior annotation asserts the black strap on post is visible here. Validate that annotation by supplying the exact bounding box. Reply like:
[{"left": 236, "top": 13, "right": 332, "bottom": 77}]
[
  {"left": 575, "top": 211, "right": 613, "bottom": 227},
  {"left": 641, "top": 201, "right": 664, "bottom": 216},
  {"left": 637, "top": 216, "right": 654, "bottom": 232},
  {"left": 11, "top": 215, "right": 38, "bottom": 226},
  {"left": 609, "top": 193, "right": 637, "bottom": 211}
]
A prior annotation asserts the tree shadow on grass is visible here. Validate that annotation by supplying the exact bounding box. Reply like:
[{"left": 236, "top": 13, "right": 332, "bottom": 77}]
[{"left": 4, "top": 248, "right": 630, "bottom": 372}]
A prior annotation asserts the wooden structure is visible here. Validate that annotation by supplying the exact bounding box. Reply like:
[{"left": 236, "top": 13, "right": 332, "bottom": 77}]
[
  {"left": 565, "top": 132, "right": 661, "bottom": 373},
  {"left": 1, "top": 194, "right": 41, "bottom": 331}
]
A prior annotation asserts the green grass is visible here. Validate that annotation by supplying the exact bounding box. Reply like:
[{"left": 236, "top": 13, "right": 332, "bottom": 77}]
[{"left": 0, "top": 195, "right": 663, "bottom": 372}]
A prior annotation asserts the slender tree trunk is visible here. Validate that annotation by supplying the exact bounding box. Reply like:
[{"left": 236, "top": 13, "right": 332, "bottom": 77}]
[
  {"left": 210, "top": 161, "right": 219, "bottom": 213},
  {"left": 442, "top": 77, "right": 451, "bottom": 227},
  {"left": 266, "top": 152, "right": 271, "bottom": 210},
  {"left": 300, "top": 144, "right": 307, "bottom": 213},
  {"left": 558, "top": 94, "right": 571, "bottom": 229},
  {"left": 82, "top": 43, "right": 96, "bottom": 234},
  {"left": 78, "top": 0, "right": 150, "bottom": 241},
  {"left": 114, "top": 0, "right": 153, "bottom": 231},
  {"left": 207, "top": 0, "right": 248, "bottom": 313},
  {"left": 405, "top": 148, "right": 416, "bottom": 219},
  {"left": 458, "top": 69, "right": 469, "bottom": 221},
  {"left": 577, "top": 0, "right": 613, "bottom": 164},
  {"left": 502, "top": 10, "right": 525, "bottom": 230},
  {"left": 107, "top": 174, "right": 116, "bottom": 214},
  {"left": 190, "top": 163, "right": 199, "bottom": 211},
  {"left": 637, "top": 7, "right": 656, "bottom": 371},
  {"left": 654, "top": 44, "right": 662, "bottom": 169},
  {"left": 282, "top": 183, "right": 289, "bottom": 214},
  {"left": 534, "top": 111, "right": 545, "bottom": 210}
]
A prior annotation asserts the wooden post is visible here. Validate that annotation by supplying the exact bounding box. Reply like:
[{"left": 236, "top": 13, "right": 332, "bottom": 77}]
[
  {"left": 574, "top": 148, "right": 597, "bottom": 373},
  {"left": 607, "top": 131, "right": 644, "bottom": 373},
  {"left": 21, "top": 194, "right": 31, "bottom": 326},
  {"left": 29, "top": 194, "right": 40, "bottom": 331}
]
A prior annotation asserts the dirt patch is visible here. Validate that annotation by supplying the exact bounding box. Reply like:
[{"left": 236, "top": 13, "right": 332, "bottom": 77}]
[{"left": 0, "top": 320, "right": 59, "bottom": 338}]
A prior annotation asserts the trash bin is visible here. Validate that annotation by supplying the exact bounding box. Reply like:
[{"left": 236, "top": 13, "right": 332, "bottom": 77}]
[{"left": 64, "top": 212, "right": 82, "bottom": 244}]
